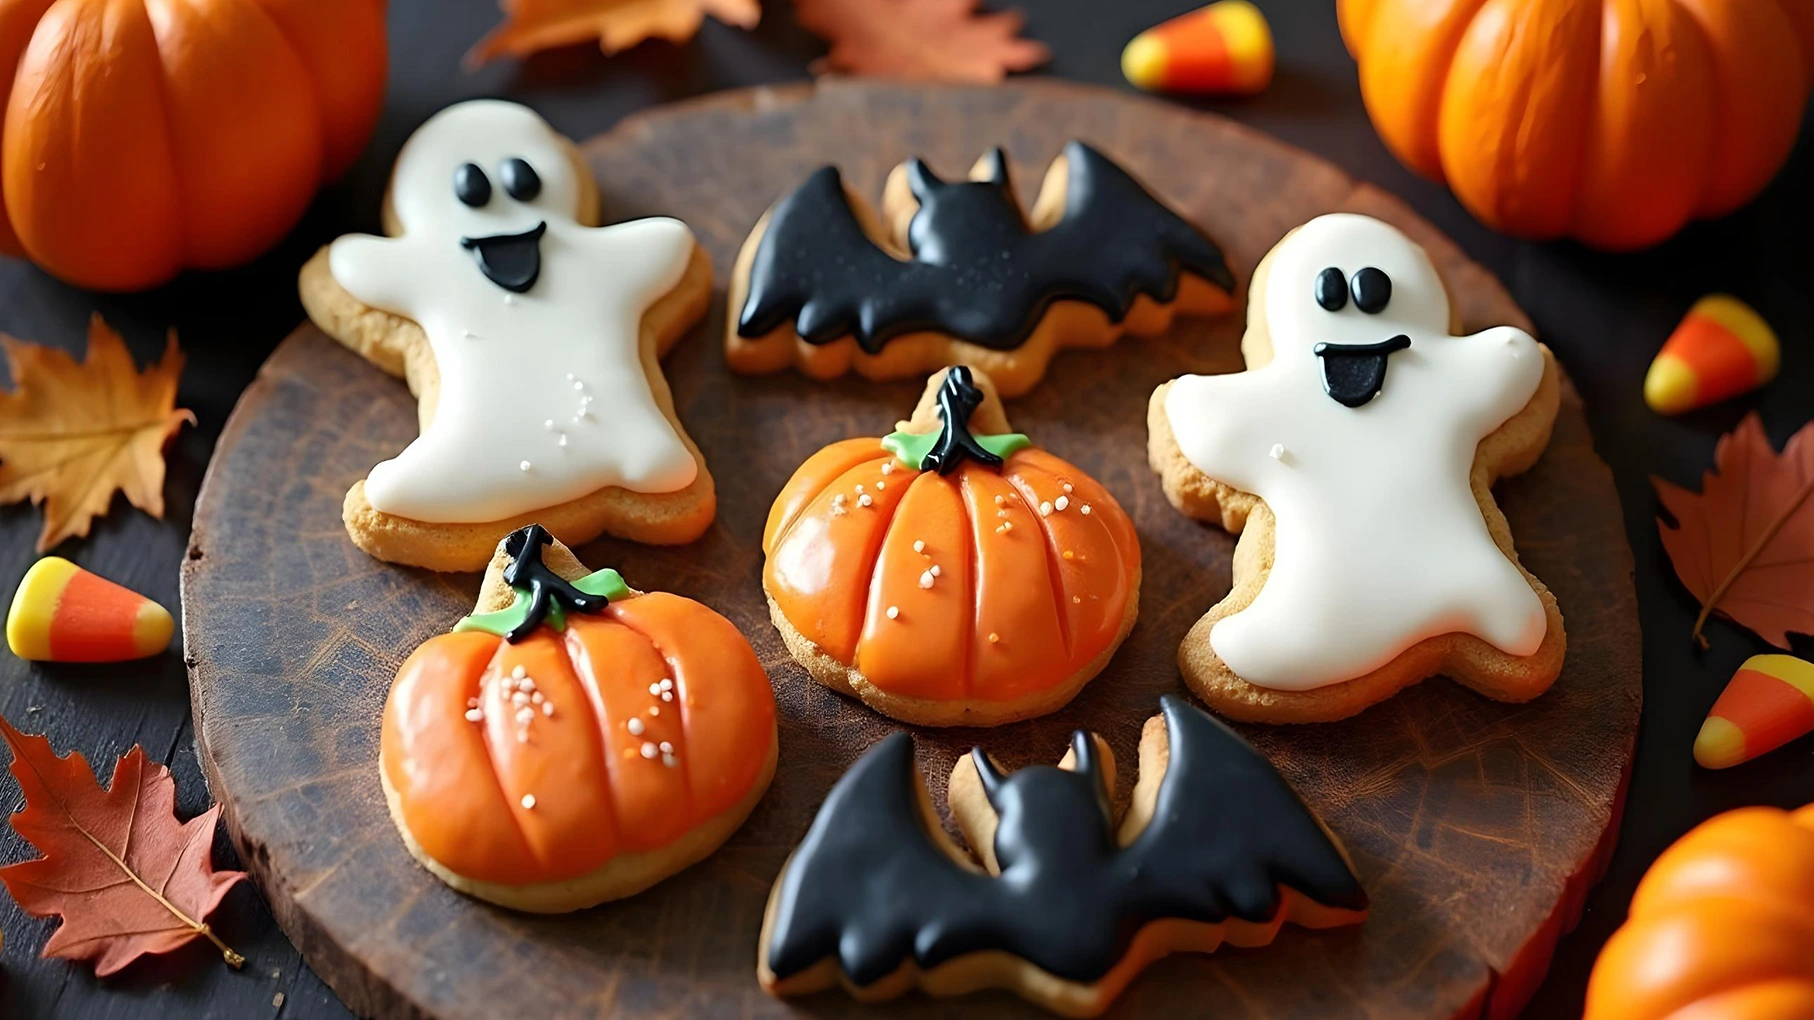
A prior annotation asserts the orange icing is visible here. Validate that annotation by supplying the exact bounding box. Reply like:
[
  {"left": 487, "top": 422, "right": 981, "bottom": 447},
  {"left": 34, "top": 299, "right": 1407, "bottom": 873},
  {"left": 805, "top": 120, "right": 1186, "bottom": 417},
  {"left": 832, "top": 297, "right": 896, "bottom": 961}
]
[
  {"left": 764, "top": 440, "right": 1139, "bottom": 701},
  {"left": 381, "top": 592, "right": 776, "bottom": 886}
]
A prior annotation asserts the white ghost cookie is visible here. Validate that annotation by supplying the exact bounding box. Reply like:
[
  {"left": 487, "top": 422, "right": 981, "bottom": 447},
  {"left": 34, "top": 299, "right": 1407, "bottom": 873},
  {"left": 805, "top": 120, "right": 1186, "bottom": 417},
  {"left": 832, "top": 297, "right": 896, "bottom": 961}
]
[
  {"left": 299, "top": 99, "right": 715, "bottom": 572},
  {"left": 1148, "top": 213, "right": 1565, "bottom": 724}
]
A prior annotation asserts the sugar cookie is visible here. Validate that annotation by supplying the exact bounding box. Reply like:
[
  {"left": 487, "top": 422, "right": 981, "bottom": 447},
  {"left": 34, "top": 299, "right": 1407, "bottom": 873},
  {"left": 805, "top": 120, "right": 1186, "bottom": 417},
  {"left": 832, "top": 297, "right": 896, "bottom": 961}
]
[
  {"left": 300, "top": 100, "right": 714, "bottom": 572},
  {"left": 728, "top": 141, "right": 1236, "bottom": 397},
  {"left": 1148, "top": 213, "right": 1565, "bottom": 723}
]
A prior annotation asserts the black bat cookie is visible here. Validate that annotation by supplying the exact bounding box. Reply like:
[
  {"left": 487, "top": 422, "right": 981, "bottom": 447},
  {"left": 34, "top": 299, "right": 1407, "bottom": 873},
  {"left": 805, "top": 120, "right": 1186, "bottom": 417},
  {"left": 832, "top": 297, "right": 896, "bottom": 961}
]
[
  {"left": 736, "top": 141, "right": 1236, "bottom": 353},
  {"left": 758, "top": 695, "right": 1368, "bottom": 1012}
]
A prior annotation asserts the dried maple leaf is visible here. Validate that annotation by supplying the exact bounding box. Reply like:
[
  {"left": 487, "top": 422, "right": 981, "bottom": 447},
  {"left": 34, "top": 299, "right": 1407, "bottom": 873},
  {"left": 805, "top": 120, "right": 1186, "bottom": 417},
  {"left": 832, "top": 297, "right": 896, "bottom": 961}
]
[
  {"left": 0, "top": 315, "right": 191, "bottom": 552},
  {"left": 1655, "top": 413, "right": 1814, "bottom": 649},
  {"left": 0, "top": 716, "right": 246, "bottom": 975},
  {"left": 797, "top": 0, "right": 1050, "bottom": 83},
  {"left": 467, "top": 0, "right": 761, "bottom": 66}
]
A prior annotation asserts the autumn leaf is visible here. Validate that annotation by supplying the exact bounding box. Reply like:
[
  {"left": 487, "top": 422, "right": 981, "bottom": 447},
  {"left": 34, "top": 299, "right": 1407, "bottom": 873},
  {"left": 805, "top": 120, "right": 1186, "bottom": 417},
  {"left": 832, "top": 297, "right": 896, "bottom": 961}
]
[
  {"left": 1655, "top": 413, "right": 1814, "bottom": 649},
  {"left": 0, "top": 716, "right": 246, "bottom": 976},
  {"left": 0, "top": 315, "right": 192, "bottom": 553},
  {"left": 467, "top": 0, "right": 760, "bottom": 66},
  {"left": 797, "top": 0, "right": 1050, "bottom": 83}
]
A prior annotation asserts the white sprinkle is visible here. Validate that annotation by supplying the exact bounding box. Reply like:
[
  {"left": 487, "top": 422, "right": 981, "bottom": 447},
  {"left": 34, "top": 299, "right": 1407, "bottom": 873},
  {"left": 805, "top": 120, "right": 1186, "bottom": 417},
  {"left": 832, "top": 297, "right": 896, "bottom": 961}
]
[
  {"left": 516, "top": 706, "right": 535, "bottom": 724},
  {"left": 1000, "top": 521, "right": 1014, "bottom": 533},
  {"left": 565, "top": 373, "right": 575, "bottom": 381},
  {"left": 919, "top": 570, "right": 935, "bottom": 589},
  {"left": 573, "top": 380, "right": 585, "bottom": 391},
  {"left": 649, "top": 683, "right": 662, "bottom": 696},
  {"left": 875, "top": 480, "right": 885, "bottom": 490},
  {"left": 661, "top": 690, "right": 673, "bottom": 702},
  {"left": 1072, "top": 595, "right": 1082, "bottom": 604},
  {"left": 833, "top": 492, "right": 847, "bottom": 503},
  {"left": 641, "top": 742, "right": 659, "bottom": 759},
  {"left": 659, "top": 741, "right": 673, "bottom": 753},
  {"left": 543, "top": 419, "right": 555, "bottom": 431},
  {"left": 855, "top": 483, "right": 865, "bottom": 493},
  {"left": 1039, "top": 501, "right": 1053, "bottom": 517},
  {"left": 531, "top": 691, "right": 544, "bottom": 704},
  {"left": 649, "top": 706, "right": 660, "bottom": 716},
  {"left": 1269, "top": 443, "right": 1285, "bottom": 460},
  {"left": 512, "top": 691, "right": 530, "bottom": 707},
  {"left": 1081, "top": 504, "right": 1092, "bottom": 515},
  {"left": 1054, "top": 496, "right": 1069, "bottom": 511},
  {"left": 886, "top": 605, "right": 900, "bottom": 620},
  {"left": 930, "top": 564, "right": 941, "bottom": 577},
  {"left": 831, "top": 505, "right": 847, "bottom": 516},
  {"left": 503, "top": 293, "right": 516, "bottom": 305},
  {"left": 881, "top": 462, "right": 895, "bottom": 475},
  {"left": 464, "top": 708, "right": 483, "bottom": 722},
  {"left": 627, "top": 717, "right": 645, "bottom": 735},
  {"left": 519, "top": 676, "right": 536, "bottom": 691},
  {"left": 542, "top": 702, "right": 554, "bottom": 716},
  {"left": 558, "top": 435, "right": 568, "bottom": 447},
  {"left": 660, "top": 678, "right": 674, "bottom": 691},
  {"left": 662, "top": 753, "right": 680, "bottom": 768},
  {"left": 998, "top": 509, "right": 1009, "bottom": 519},
  {"left": 521, "top": 794, "right": 536, "bottom": 809},
  {"left": 512, "top": 666, "right": 527, "bottom": 680},
  {"left": 1062, "top": 483, "right": 1074, "bottom": 494},
  {"left": 519, "top": 460, "right": 533, "bottom": 472},
  {"left": 913, "top": 540, "right": 925, "bottom": 553},
  {"left": 858, "top": 493, "right": 873, "bottom": 507}
]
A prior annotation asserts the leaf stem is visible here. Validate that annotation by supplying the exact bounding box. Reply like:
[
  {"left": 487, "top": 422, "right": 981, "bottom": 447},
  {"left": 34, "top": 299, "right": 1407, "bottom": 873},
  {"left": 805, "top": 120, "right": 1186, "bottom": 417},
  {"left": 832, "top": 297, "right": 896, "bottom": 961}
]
[
  {"left": 1692, "top": 473, "right": 1814, "bottom": 649},
  {"left": 77, "top": 824, "right": 244, "bottom": 969}
]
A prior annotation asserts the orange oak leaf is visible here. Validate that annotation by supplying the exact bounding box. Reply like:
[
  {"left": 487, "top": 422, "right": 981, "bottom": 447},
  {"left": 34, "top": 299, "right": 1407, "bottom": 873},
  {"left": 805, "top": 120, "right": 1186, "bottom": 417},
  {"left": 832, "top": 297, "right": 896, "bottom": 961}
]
[
  {"left": 468, "top": 0, "right": 760, "bottom": 66},
  {"left": 797, "top": 0, "right": 1050, "bottom": 83},
  {"left": 1655, "top": 414, "right": 1814, "bottom": 649},
  {"left": 0, "top": 315, "right": 192, "bottom": 553},
  {"left": 0, "top": 716, "right": 246, "bottom": 976}
]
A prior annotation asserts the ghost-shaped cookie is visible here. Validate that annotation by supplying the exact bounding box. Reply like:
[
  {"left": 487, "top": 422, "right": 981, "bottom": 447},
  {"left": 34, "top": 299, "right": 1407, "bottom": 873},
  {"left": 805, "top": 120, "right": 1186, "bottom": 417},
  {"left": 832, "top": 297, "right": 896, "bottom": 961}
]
[
  {"left": 301, "top": 99, "right": 714, "bottom": 571},
  {"left": 1152, "top": 213, "right": 1563, "bottom": 719}
]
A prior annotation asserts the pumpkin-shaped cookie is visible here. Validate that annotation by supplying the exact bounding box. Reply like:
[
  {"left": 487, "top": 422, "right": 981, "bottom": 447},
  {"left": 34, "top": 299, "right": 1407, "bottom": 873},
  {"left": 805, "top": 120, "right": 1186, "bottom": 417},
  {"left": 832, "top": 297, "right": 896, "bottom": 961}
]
[
  {"left": 380, "top": 525, "right": 777, "bottom": 913},
  {"left": 1584, "top": 803, "right": 1814, "bottom": 1019},
  {"left": 763, "top": 367, "right": 1140, "bottom": 726}
]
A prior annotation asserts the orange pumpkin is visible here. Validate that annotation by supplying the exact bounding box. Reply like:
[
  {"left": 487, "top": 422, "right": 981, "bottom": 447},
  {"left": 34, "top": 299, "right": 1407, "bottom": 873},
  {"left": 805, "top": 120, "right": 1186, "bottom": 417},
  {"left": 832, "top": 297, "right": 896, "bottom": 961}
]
[
  {"left": 0, "top": 0, "right": 387, "bottom": 290},
  {"left": 1583, "top": 803, "right": 1814, "bottom": 1019},
  {"left": 1339, "top": 0, "right": 1814, "bottom": 249},
  {"left": 763, "top": 367, "right": 1140, "bottom": 726},
  {"left": 381, "top": 526, "right": 777, "bottom": 910}
]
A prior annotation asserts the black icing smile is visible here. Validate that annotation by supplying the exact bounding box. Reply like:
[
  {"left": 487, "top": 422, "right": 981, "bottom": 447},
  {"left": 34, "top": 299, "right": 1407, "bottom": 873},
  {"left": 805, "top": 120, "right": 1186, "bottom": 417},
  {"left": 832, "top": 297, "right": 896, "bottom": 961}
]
[
  {"left": 460, "top": 221, "right": 546, "bottom": 294},
  {"left": 1313, "top": 334, "right": 1410, "bottom": 408}
]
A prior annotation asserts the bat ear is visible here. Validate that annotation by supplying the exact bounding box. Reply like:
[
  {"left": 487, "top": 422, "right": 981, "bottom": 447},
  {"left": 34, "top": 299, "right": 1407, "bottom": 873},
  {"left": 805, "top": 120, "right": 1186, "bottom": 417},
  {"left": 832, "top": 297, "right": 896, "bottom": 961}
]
[
  {"left": 1070, "top": 731, "right": 1106, "bottom": 795},
  {"left": 971, "top": 748, "right": 1006, "bottom": 806},
  {"left": 979, "top": 148, "right": 1009, "bottom": 188},
  {"left": 906, "top": 159, "right": 944, "bottom": 201}
]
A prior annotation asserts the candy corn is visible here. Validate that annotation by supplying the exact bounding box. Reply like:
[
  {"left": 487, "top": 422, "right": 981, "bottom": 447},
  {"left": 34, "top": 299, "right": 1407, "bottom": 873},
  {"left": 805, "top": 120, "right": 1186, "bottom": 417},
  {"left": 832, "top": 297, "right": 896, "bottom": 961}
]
[
  {"left": 1644, "top": 295, "right": 1779, "bottom": 415},
  {"left": 1694, "top": 654, "right": 1814, "bottom": 769},
  {"left": 5, "top": 557, "right": 172, "bottom": 663},
  {"left": 1122, "top": 1, "right": 1275, "bottom": 97}
]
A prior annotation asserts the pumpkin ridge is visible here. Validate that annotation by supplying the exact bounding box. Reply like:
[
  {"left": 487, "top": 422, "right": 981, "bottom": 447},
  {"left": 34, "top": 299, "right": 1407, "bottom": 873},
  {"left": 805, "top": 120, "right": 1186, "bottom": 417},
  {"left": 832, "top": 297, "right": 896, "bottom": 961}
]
[
  {"left": 477, "top": 640, "right": 541, "bottom": 862},
  {"left": 770, "top": 443, "right": 892, "bottom": 551},
  {"left": 599, "top": 600, "right": 696, "bottom": 820},
  {"left": 558, "top": 621, "right": 630, "bottom": 843},
  {"left": 952, "top": 468, "right": 984, "bottom": 698},
  {"left": 1002, "top": 459, "right": 1073, "bottom": 658}
]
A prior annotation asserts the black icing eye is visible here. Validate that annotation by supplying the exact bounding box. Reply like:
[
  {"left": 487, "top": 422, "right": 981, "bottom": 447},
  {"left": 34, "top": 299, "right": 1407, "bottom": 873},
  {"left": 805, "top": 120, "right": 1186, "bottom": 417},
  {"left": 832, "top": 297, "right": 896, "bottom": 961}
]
[
  {"left": 500, "top": 157, "right": 541, "bottom": 201},
  {"left": 453, "top": 162, "right": 491, "bottom": 208},
  {"left": 1351, "top": 267, "right": 1392, "bottom": 314},
  {"left": 1314, "top": 267, "right": 1347, "bottom": 311}
]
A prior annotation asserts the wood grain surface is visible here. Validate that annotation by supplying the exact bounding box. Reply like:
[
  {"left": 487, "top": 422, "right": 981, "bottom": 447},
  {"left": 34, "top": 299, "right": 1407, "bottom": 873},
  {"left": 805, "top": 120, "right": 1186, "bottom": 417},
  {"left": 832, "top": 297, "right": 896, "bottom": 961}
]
[{"left": 181, "top": 79, "right": 1641, "bottom": 1019}]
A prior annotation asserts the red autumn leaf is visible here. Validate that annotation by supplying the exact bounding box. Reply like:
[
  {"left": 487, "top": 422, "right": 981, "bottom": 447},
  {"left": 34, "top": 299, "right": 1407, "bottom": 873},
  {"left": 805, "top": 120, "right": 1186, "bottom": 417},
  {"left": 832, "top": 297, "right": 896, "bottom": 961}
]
[
  {"left": 797, "top": 0, "right": 1050, "bottom": 83},
  {"left": 0, "top": 716, "right": 246, "bottom": 975},
  {"left": 1654, "top": 413, "right": 1814, "bottom": 649},
  {"left": 467, "top": 0, "right": 761, "bottom": 66}
]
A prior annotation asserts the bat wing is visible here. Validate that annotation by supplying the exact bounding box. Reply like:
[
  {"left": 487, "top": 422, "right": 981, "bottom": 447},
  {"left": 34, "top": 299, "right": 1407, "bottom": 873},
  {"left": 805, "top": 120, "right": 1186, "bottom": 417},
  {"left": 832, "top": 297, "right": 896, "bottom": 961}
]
[
  {"left": 1122, "top": 696, "right": 1369, "bottom": 924},
  {"left": 763, "top": 732, "right": 1001, "bottom": 989},
  {"left": 1042, "top": 141, "right": 1236, "bottom": 312},
  {"left": 736, "top": 167, "right": 936, "bottom": 351}
]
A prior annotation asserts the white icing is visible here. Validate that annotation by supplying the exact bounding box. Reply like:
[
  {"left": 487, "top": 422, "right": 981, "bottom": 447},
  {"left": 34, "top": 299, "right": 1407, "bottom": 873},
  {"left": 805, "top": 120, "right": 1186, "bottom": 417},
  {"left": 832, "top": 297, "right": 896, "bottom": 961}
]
[
  {"left": 328, "top": 100, "right": 697, "bottom": 524},
  {"left": 1163, "top": 214, "right": 1546, "bottom": 691}
]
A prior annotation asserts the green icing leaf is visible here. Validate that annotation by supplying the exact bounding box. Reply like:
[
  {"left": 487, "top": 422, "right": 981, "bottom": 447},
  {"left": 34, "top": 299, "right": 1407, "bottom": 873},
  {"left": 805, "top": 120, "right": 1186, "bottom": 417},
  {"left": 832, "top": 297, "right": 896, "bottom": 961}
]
[
  {"left": 881, "top": 431, "right": 1029, "bottom": 470},
  {"left": 452, "top": 569, "right": 629, "bottom": 638}
]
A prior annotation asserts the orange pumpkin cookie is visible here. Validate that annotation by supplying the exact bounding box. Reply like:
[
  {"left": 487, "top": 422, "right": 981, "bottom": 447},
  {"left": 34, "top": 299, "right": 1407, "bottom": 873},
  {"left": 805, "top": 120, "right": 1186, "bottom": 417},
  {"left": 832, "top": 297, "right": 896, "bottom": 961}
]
[
  {"left": 763, "top": 367, "right": 1140, "bottom": 726},
  {"left": 379, "top": 525, "right": 777, "bottom": 913}
]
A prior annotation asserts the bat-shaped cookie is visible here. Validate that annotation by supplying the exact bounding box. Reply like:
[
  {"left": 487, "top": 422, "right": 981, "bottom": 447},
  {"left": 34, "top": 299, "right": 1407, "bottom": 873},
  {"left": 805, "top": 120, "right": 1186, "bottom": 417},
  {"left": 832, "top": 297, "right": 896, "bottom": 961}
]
[
  {"left": 728, "top": 141, "right": 1237, "bottom": 397},
  {"left": 758, "top": 695, "right": 1368, "bottom": 1016}
]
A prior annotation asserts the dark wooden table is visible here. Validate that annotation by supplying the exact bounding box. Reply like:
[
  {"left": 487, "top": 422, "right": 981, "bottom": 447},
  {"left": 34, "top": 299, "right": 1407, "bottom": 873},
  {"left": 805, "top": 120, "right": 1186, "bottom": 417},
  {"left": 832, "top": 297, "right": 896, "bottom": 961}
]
[{"left": 0, "top": 1, "right": 1809, "bottom": 1017}]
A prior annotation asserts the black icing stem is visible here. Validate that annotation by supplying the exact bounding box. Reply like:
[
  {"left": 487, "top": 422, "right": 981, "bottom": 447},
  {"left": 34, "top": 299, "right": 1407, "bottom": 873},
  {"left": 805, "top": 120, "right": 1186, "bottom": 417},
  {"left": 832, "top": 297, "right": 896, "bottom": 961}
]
[
  {"left": 919, "top": 366, "right": 1003, "bottom": 474},
  {"left": 763, "top": 695, "right": 1367, "bottom": 986},
  {"left": 497, "top": 524, "right": 609, "bottom": 641}
]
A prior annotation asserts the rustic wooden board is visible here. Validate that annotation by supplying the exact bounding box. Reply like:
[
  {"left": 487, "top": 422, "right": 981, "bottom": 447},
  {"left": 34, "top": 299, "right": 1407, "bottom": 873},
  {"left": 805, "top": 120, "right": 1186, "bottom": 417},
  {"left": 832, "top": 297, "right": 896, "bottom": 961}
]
[{"left": 182, "top": 79, "right": 1640, "bottom": 1019}]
